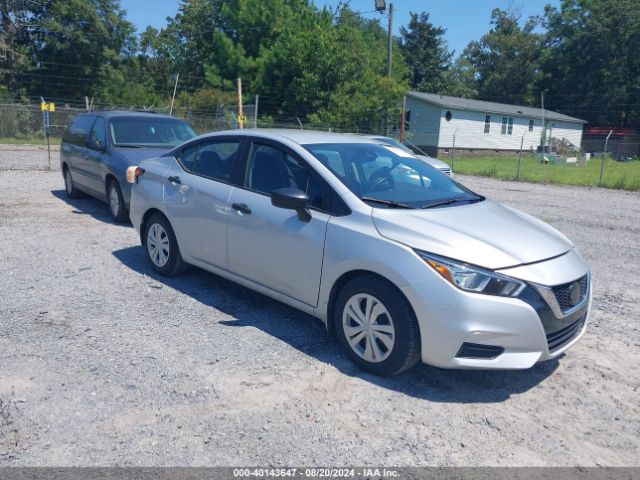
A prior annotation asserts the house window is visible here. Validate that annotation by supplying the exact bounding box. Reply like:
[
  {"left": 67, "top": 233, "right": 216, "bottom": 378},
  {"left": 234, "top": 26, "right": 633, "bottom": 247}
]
[
  {"left": 484, "top": 114, "right": 491, "bottom": 134},
  {"left": 501, "top": 116, "right": 508, "bottom": 134},
  {"left": 507, "top": 117, "right": 514, "bottom": 135},
  {"left": 405, "top": 110, "right": 411, "bottom": 131},
  {"left": 529, "top": 119, "right": 534, "bottom": 132}
]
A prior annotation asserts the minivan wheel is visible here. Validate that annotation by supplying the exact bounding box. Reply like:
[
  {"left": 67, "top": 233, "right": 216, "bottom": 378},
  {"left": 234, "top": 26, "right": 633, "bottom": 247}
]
[
  {"left": 334, "top": 275, "right": 421, "bottom": 376},
  {"left": 107, "top": 180, "right": 129, "bottom": 223},
  {"left": 144, "top": 213, "right": 188, "bottom": 276},
  {"left": 63, "top": 167, "right": 83, "bottom": 198}
]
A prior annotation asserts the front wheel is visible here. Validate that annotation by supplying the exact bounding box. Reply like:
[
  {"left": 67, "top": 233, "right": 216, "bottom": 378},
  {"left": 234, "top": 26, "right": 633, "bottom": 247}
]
[
  {"left": 334, "top": 275, "right": 421, "bottom": 376},
  {"left": 107, "top": 180, "right": 129, "bottom": 223},
  {"left": 143, "top": 213, "right": 188, "bottom": 276}
]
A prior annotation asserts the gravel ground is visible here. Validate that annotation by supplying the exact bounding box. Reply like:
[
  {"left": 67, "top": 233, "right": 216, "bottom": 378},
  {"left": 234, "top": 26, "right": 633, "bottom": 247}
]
[{"left": 0, "top": 148, "right": 639, "bottom": 467}]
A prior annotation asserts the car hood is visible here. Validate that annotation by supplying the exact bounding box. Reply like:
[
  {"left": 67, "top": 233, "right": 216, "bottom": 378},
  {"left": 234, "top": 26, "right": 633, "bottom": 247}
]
[
  {"left": 113, "top": 147, "right": 171, "bottom": 164},
  {"left": 415, "top": 154, "right": 451, "bottom": 170},
  {"left": 372, "top": 200, "right": 573, "bottom": 270}
]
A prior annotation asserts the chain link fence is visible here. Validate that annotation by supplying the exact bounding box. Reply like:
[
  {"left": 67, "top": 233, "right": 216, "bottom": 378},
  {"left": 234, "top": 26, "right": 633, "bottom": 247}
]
[
  {"left": 402, "top": 127, "right": 640, "bottom": 191},
  {"left": 1, "top": 102, "right": 639, "bottom": 191}
]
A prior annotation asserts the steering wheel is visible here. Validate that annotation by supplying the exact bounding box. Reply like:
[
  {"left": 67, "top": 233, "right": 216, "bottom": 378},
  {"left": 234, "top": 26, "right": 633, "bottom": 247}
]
[{"left": 366, "top": 168, "right": 394, "bottom": 193}]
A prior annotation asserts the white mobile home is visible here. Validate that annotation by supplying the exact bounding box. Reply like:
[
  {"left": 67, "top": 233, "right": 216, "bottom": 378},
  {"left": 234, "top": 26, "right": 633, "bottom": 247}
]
[{"left": 405, "top": 92, "right": 586, "bottom": 156}]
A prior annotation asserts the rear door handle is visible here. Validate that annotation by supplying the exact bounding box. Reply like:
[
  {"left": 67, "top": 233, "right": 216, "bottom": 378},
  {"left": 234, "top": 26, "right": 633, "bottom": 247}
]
[
  {"left": 232, "top": 203, "right": 252, "bottom": 215},
  {"left": 167, "top": 175, "right": 181, "bottom": 184}
]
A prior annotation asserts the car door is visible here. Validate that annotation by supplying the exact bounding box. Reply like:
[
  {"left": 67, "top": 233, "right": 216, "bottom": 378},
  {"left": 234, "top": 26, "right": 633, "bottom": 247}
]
[
  {"left": 163, "top": 137, "right": 243, "bottom": 269},
  {"left": 226, "top": 141, "right": 330, "bottom": 307},
  {"left": 61, "top": 115, "right": 97, "bottom": 190},
  {"left": 83, "top": 116, "right": 109, "bottom": 194}
]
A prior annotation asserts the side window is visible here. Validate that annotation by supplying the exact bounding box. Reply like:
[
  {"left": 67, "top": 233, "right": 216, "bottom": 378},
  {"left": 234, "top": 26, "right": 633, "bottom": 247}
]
[
  {"left": 179, "top": 144, "right": 199, "bottom": 171},
  {"left": 192, "top": 140, "right": 240, "bottom": 181},
  {"left": 88, "top": 117, "right": 106, "bottom": 147},
  {"left": 246, "top": 143, "right": 324, "bottom": 209},
  {"left": 64, "top": 115, "right": 96, "bottom": 146}
]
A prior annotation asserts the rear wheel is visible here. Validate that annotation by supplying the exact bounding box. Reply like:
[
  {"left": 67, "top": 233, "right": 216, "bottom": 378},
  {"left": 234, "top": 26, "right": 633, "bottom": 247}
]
[
  {"left": 107, "top": 179, "right": 129, "bottom": 223},
  {"left": 334, "top": 275, "right": 421, "bottom": 376},
  {"left": 63, "top": 167, "right": 83, "bottom": 198},
  {"left": 144, "top": 213, "right": 188, "bottom": 276}
]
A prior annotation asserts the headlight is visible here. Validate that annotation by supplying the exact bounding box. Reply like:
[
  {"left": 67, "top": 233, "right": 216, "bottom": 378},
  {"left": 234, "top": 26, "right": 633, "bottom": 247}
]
[{"left": 416, "top": 250, "right": 526, "bottom": 297}]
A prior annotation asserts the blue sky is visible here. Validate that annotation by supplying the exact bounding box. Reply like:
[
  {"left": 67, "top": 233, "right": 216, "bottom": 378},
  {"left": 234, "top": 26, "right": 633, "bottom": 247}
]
[{"left": 120, "top": 0, "right": 560, "bottom": 56}]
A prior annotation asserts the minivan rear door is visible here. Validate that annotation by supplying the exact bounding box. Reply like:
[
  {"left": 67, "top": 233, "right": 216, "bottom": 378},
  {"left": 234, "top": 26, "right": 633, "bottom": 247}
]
[{"left": 61, "top": 115, "right": 97, "bottom": 191}]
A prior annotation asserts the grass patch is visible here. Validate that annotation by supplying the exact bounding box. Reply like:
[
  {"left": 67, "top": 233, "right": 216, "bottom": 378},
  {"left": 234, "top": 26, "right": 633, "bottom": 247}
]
[
  {"left": 445, "top": 154, "right": 640, "bottom": 191},
  {"left": 0, "top": 136, "right": 62, "bottom": 146}
]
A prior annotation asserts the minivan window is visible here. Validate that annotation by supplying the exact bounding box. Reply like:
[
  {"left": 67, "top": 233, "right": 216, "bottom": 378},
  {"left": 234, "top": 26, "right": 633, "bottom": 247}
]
[
  {"left": 304, "top": 143, "right": 482, "bottom": 209},
  {"left": 88, "top": 117, "right": 107, "bottom": 147},
  {"left": 110, "top": 117, "right": 196, "bottom": 148},
  {"left": 63, "top": 115, "right": 97, "bottom": 146}
]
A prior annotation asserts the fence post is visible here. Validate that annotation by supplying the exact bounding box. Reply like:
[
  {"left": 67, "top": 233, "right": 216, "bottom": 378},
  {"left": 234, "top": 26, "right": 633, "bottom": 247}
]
[
  {"left": 599, "top": 130, "right": 613, "bottom": 187},
  {"left": 516, "top": 134, "right": 525, "bottom": 180},
  {"left": 254, "top": 94, "right": 259, "bottom": 128},
  {"left": 450, "top": 127, "right": 458, "bottom": 170}
]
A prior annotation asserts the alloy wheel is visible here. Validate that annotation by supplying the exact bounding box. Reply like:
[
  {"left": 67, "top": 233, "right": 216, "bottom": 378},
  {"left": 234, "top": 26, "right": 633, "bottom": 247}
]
[
  {"left": 147, "top": 223, "right": 170, "bottom": 268},
  {"left": 342, "top": 293, "right": 396, "bottom": 363}
]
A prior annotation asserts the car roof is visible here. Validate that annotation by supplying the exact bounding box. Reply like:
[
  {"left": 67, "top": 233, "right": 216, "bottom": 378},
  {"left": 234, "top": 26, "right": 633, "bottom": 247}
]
[
  {"left": 194, "top": 128, "right": 379, "bottom": 146},
  {"left": 78, "top": 110, "right": 179, "bottom": 121}
]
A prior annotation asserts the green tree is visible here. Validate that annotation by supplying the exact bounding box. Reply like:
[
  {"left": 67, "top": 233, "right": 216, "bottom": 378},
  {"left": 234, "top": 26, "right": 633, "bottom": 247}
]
[
  {"left": 2, "top": 0, "right": 138, "bottom": 104},
  {"left": 462, "top": 8, "right": 543, "bottom": 105},
  {"left": 541, "top": 0, "right": 640, "bottom": 128},
  {"left": 400, "top": 12, "right": 452, "bottom": 93},
  {"left": 441, "top": 57, "right": 478, "bottom": 98}
]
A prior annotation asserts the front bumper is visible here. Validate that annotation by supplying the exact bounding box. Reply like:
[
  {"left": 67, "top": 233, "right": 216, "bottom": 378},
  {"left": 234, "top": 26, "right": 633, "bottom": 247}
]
[{"left": 401, "top": 253, "right": 591, "bottom": 369}]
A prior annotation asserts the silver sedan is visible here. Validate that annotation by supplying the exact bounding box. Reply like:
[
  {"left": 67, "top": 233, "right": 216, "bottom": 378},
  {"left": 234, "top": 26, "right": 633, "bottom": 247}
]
[{"left": 127, "top": 129, "right": 591, "bottom": 376}]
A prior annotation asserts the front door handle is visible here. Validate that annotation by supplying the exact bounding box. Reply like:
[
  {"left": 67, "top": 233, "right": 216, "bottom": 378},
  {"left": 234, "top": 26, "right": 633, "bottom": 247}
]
[
  {"left": 232, "top": 203, "right": 252, "bottom": 215},
  {"left": 167, "top": 175, "right": 181, "bottom": 184}
]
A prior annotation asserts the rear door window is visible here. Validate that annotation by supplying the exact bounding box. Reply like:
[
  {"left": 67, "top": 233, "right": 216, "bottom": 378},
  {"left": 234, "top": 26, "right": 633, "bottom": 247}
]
[
  {"left": 63, "top": 115, "right": 97, "bottom": 146},
  {"left": 178, "top": 140, "right": 241, "bottom": 183}
]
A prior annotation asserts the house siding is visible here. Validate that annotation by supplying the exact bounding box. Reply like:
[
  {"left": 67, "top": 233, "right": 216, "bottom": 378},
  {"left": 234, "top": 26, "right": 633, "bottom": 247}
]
[
  {"left": 407, "top": 97, "right": 584, "bottom": 153},
  {"left": 405, "top": 96, "right": 441, "bottom": 152}
]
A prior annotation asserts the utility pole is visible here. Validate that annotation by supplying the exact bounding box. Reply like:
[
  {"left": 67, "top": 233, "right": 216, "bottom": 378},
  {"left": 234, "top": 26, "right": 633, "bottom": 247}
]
[
  {"left": 237, "top": 77, "right": 244, "bottom": 129},
  {"left": 170, "top": 73, "right": 179, "bottom": 116},
  {"left": 387, "top": 3, "right": 393, "bottom": 79}
]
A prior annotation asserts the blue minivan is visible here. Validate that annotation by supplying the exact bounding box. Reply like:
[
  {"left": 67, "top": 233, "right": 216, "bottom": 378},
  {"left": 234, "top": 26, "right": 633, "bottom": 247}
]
[{"left": 60, "top": 111, "right": 196, "bottom": 222}]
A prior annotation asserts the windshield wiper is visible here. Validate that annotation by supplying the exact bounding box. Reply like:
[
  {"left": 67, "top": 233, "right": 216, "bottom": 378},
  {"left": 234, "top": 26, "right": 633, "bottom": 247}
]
[
  {"left": 114, "top": 144, "right": 142, "bottom": 148},
  {"left": 421, "top": 195, "right": 485, "bottom": 209},
  {"left": 360, "top": 197, "right": 413, "bottom": 209}
]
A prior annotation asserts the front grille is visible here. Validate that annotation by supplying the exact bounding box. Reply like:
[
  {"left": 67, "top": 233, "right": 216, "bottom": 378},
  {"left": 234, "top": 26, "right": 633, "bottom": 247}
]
[
  {"left": 546, "top": 317, "right": 585, "bottom": 352},
  {"left": 456, "top": 343, "right": 504, "bottom": 359},
  {"left": 551, "top": 275, "right": 588, "bottom": 313}
]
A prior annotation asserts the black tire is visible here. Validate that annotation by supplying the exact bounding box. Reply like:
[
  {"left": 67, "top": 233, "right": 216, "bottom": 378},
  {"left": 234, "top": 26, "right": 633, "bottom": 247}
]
[
  {"left": 107, "top": 179, "right": 129, "bottom": 223},
  {"left": 143, "top": 213, "right": 188, "bottom": 276},
  {"left": 334, "top": 275, "right": 421, "bottom": 376},
  {"left": 63, "top": 166, "right": 84, "bottom": 199}
]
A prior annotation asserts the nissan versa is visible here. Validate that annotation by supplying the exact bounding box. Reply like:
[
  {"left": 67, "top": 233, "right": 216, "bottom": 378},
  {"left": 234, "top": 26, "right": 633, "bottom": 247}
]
[{"left": 126, "top": 129, "right": 591, "bottom": 376}]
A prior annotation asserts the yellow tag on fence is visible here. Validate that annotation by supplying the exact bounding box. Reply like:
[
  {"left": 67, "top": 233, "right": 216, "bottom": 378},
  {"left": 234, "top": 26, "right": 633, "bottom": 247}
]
[{"left": 41, "top": 102, "right": 55, "bottom": 112}]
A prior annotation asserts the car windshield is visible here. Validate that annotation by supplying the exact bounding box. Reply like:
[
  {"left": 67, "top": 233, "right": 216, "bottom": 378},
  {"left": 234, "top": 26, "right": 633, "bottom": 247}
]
[
  {"left": 110, "top": 117, "right": 196, "bottom": 148},
  {"left": 304, "top": 143, "right": 482, "bottom": 209},
  {"left": 370, "top": 136, "right": 412, "bottom": 153}
]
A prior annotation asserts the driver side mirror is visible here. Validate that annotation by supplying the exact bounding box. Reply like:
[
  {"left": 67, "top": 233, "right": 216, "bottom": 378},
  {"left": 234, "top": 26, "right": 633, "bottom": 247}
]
[{"left": 271, "top": 187, "right": 311, "bottom": 222}]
